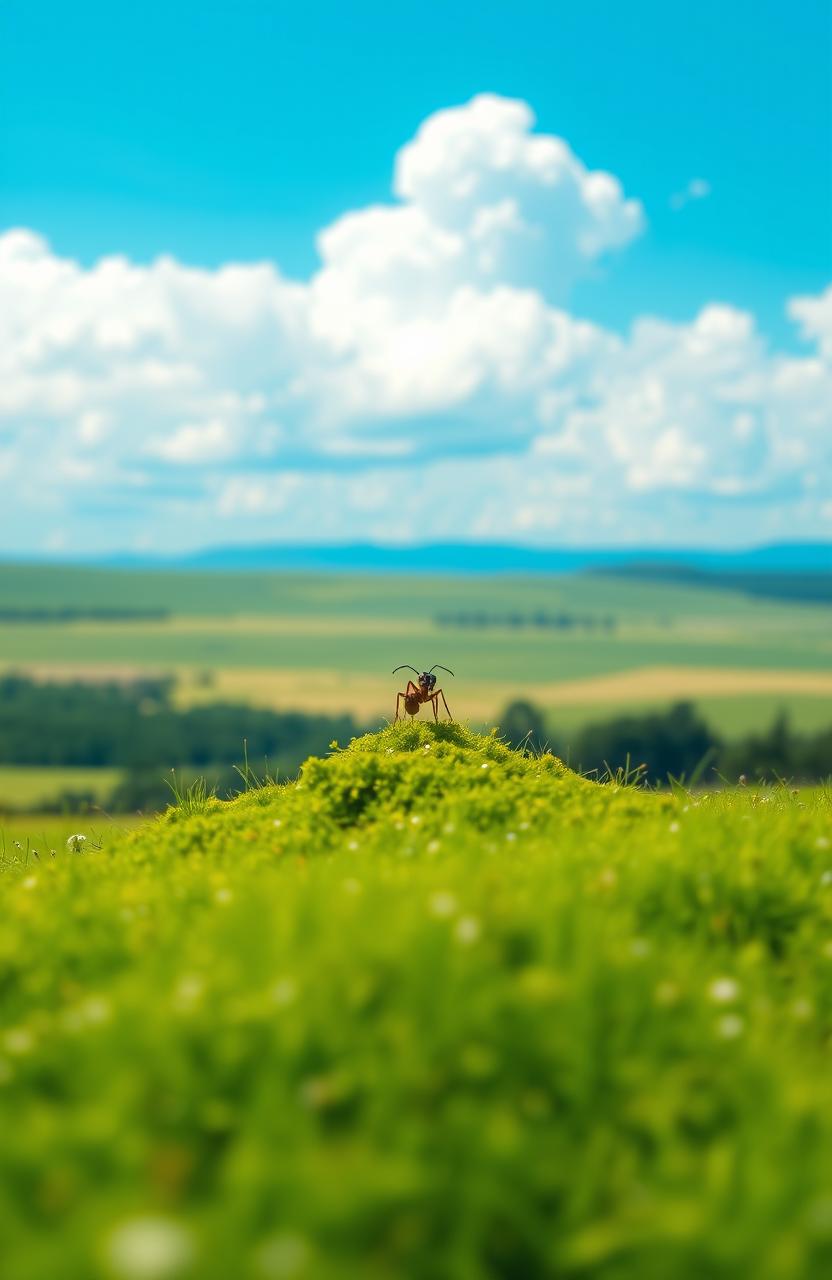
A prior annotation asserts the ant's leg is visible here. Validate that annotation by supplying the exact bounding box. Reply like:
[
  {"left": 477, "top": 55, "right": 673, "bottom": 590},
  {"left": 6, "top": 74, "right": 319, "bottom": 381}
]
[
  {"left": 397, "top": 684, "right": 422, "bottom": 720},
  {"left": 436, "top": 688, "right": 452, "bottom": 720},
  {"left": 429, "top": 692, "right": 439, "bottom": 721}
]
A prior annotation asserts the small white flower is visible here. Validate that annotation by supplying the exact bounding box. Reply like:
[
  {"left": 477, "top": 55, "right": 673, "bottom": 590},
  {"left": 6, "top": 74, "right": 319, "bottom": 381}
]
[
  {"left": 66, "top": 833, "right": 87, "bottom": 853},
  {"left": 430, "top": 891, "right": 457, "bottom": 918},
  {"left": 271, "top": 978, "right": 297, "bottom": 1007},
  {"left": 455, "top": 916, "right": 481, "bottom": 945},
  {"left": 82, "top": 996, "right": 111, "bottom": 1025},
  {"left": 821, "top": 871, "right": 832, "bottom": 887},
  {"left": 4, "top": 1028, "right": 33, "bottom": 1056},
  {"left": 410, "top": 814, "right": 421, "bottom": 825},
  {"left": 669, "top": 821, "right": 680, "bottom": 834},
  {"left": 174, "top": 976, "right": 204, "bottom": 1009},
  {"left": 717, "top": 1014, "right": 744, "bottom": 1039},
  {"left": 506, "top": 832, "right": 517, "bottom": 842},
  {"left": 708, "top": 977, "right": 740, "bottom": 1004},
  {"left": 817, "top": 836, "right": 830, "bottom": 850},
  {"left": 22, "top": 876, "right": 37, "bottom": 890},
  {"left": 481, "top": 763, "right": 489, "bottom": 770},
  {"left": 347, "top": 840, "right": 359, "bottom": 851},
  {"left": 106, "top": 1215, "right": 194, "bottom": 1280},
  {"left": 426, "top": 840, "right": 440, "bottom": 854},
  {"left": 254, "top": 1232, "right": 310, "bottom": 1278},
  {"left": 272, "top": 819, "right": 282, "bottom": 828}
]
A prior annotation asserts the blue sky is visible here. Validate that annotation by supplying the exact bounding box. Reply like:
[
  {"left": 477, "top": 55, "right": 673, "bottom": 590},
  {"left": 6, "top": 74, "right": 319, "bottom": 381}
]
[
  {"left": 0, "top": 1, "right": 830, "bottom": 552},
  {"left": 3, "top": 0, "right": 829, "bottom": 339}
]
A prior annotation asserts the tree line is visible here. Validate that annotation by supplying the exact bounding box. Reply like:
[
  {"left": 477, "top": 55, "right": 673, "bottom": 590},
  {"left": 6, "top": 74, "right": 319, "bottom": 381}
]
[
  {"left": 1, "top": 676, "right": 830, "bottom": 815},
  {"left": 435, "top": 611, "right": 616, "bottom": 631},
  {"left": 0, "top": 675, "right": 357, "bottom": 810},
  {"left": 500, "top": 699, "right": 832, "bottom": 785}
]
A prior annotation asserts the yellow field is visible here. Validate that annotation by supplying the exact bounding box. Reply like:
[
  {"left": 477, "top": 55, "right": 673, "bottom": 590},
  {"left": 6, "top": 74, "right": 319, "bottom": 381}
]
[
  {"left": 178, "top": 663, "right": 832, "bottom": 724},
  {"left": 5, "top": 660, "right": 832, "bottom": 728}
]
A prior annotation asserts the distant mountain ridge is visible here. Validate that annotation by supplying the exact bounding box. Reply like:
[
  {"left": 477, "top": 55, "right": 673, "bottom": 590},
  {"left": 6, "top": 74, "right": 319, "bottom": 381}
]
[
  {"left": 158, "top": 540, "right": 832, "bottom": 575},
  {"left": 8, "top": 540, "right": 829, "bottom": 576}
]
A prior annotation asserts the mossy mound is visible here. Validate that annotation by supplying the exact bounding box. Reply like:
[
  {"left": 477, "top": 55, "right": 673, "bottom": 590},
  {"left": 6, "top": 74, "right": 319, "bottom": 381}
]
[
  {"left": 2, "top": 730, "right": 832, "bottom": 1279},
  {"left": 131, "top": 721, "right": 639, "bottom": 862}
]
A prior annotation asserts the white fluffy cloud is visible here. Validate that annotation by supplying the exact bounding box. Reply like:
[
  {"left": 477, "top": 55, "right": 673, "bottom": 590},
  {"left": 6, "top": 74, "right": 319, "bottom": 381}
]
[
  {"left": 393, "top": 94, "right": 644, "bottom": 280},
  {"left": 0, "top": 94, "right": 829, "bottom": 552},
  {"left": 789, "top": 285, "right": 832, "bottom": 360}
]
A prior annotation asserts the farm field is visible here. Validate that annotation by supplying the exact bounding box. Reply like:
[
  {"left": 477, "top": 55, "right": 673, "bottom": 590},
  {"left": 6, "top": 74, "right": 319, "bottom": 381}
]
[
  {"left": 2, "top": 722, "right": 832, "bottom": 1278},
  {"left": 0, "top": 767, "right": 122, "bottom": 812},
  {"left": 1, "top": 563, "right": 831, "bottom": 737},
  {"left": 174, "top": 665, "right": 832, "bottom": 737}
]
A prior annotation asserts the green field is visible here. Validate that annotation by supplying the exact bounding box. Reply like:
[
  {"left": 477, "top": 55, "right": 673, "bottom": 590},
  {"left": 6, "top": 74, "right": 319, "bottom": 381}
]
[
  {"left": 2, "top": 724, "right": 832, "bottom": 1278},
  {"left": 1, "top": 563, "right": 831, "bottom": 739},
  {"left": 0, "top": 767, "right": 122, "bottom": 812}
]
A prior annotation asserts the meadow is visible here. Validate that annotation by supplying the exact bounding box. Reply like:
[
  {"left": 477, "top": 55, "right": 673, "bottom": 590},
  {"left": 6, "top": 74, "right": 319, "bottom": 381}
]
[
  {"left": 0, "top": 767, "right": 122, "bottom": 811},
  {"left": 1, "top": 563, "right": 830, "bottom": 739},
  {"left": 2, "top": 722, "right": 832, "bottom": 1279},
  {"left": 1, "top": 562, "right": 829, "bottom": 815}
]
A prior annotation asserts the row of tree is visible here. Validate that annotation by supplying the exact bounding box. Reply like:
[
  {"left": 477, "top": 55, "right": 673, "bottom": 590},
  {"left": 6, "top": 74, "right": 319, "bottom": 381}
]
[
  {"left": 435, "top": 611, "right": 616, "bottom": 631},
  {"left": 500, "top": 699, "right": 832, "bottom": 785},
  {"left": 0, "top": 675, "right": 356, "bottom": 773},
  {"left": 2, "top": 676, "right": 830, "bottom": 815}
]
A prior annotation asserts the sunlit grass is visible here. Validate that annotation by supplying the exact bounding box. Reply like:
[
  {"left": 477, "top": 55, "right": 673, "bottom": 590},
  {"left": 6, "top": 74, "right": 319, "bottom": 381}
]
[{"left": 1, "top": 724, "right": 832, "bottom": 1278}]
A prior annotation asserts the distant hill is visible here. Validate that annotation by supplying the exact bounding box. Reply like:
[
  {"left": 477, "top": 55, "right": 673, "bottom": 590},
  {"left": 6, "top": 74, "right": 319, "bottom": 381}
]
[
  {"left": 596, "top": 561, "right": 832, "bottom": 605},
  {"left": 149, "top": 540, "right": 832, "bottom": 575}
]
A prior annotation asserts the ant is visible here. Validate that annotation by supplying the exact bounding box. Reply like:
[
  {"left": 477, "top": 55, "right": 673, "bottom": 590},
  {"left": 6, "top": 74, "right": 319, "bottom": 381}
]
[{"left": 392, "top": 664, "right": 454, "bottom": 722}]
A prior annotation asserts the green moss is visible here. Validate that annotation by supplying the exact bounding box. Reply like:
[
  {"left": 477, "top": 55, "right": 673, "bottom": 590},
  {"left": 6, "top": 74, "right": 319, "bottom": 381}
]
[{"left": 1, "top": 729, "right": 831, "bottom": 1279}]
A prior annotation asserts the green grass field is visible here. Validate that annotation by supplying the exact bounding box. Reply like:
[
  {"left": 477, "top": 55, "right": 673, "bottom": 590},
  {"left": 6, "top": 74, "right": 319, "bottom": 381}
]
[
  {"left": 2, "top": 724, "right": 832, "bottom": 1278},
  {"left": 1, "top": 563, "right": 831, "bottom": 740},
  {"left": 0, "top": 767, "right": 123, "bottom": 811}
]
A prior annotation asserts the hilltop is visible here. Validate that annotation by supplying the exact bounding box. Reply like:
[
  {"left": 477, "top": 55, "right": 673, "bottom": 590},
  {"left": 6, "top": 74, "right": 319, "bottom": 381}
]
[{"left": 2, "top": 725, "right": 832, "bottom": 1279}]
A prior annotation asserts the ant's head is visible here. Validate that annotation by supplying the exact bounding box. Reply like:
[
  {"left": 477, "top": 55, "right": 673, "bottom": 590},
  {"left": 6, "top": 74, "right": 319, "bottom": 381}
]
[{"left": 392, "top": 663, "right": 455, "bottom": 688}]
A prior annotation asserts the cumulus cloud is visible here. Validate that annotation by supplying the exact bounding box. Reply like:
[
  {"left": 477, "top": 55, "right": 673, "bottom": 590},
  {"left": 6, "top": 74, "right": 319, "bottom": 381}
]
[
  {"left": 789, "top": 284, "right": 832, "bottom": 360},
  {"left": 147, "top": 419, "right": 235, "bottom": 464},
  {"left": 393, "top": 94, "right": 644, "bottom": 283},
  {"left": 0, "top": 94, "right": 829, "bottom": 552}
]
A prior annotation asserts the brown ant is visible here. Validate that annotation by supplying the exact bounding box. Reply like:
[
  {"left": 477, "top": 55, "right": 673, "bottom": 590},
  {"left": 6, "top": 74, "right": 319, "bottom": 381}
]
[{"left": 392, "top": 664, "right": 454, "bottom": 722}]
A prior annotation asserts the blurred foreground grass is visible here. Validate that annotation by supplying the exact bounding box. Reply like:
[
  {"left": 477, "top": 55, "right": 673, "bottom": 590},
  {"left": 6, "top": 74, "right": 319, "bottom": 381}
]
[{"left": 1, "top": 723, "right": 832, "bottom": 1279}]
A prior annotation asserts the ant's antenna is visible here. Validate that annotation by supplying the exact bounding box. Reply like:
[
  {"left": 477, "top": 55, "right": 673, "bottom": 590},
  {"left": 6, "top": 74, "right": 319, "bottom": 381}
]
[
  {"left": 392, "top": 664, "right": 420, "bottom": 676},
  {"left": 429, "top": 664, "right": 455, "bottom": 677}
]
